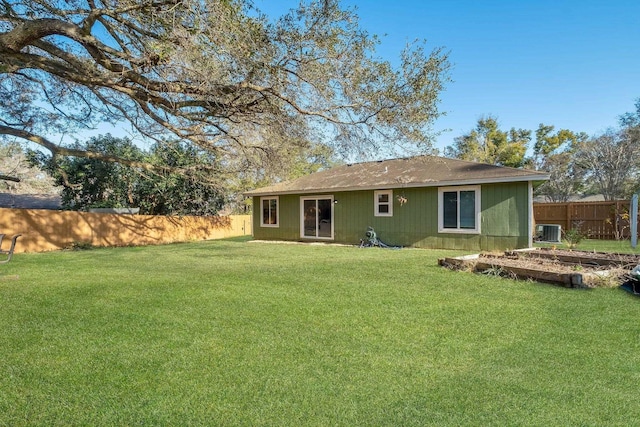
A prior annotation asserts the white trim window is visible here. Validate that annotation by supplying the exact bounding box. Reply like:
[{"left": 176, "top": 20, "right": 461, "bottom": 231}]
[
  {"left": 260, "top": 196, "right": 279, "bottom": 227},
  {"left": 438, "top": 186, "right": 481, "bottom": 234},
  {"left": 374, "top": 190, "right": 393, "bottom": 217}
]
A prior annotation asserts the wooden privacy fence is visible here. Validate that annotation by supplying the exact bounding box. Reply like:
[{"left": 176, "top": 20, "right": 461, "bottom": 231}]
[
  {"left": 534, "top": 200, "right": 638, "bottom": 240},
  {"left": 0, "top": 208, "right": 252, "bottom": 253}
]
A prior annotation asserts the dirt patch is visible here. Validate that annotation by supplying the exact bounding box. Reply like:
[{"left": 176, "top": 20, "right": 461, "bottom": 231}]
[
  {"left": 507, "top": 248, "right": 640, "bottom": 267},
  {"left": 439, "top": 248, "right": 640, "bottom": 288}
]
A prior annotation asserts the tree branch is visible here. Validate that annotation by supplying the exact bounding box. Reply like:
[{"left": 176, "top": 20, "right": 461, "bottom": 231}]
[
  {"left": 0, "top": 124, "right": 171, "bottom": 172},
  {"left": 0, "top": 174, "right": 20, "bottom": 182}
]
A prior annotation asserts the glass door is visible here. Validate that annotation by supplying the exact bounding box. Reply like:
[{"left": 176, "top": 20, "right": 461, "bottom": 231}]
[{"left": 301, "top": 196, "right": 334, "bottom": 239}]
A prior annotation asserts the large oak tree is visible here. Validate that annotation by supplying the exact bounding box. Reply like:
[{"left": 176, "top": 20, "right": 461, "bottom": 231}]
[{"left": 0, "top": 0, "right": 450, "bottom": 181}]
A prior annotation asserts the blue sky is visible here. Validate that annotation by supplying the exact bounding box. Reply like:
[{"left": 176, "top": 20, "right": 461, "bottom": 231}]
[{"left": 260, "top": 0, "right": 640, "bottom": 153}]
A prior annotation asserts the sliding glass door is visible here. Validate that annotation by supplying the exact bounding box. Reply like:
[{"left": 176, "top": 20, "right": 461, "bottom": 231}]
[{"left": 301, "top": 196, "right": 334, "bottom": 239}]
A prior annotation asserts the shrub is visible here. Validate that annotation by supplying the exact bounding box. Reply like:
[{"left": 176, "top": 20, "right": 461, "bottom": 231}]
[{"left": 564, "top": 228, "right": 586, "bottom": 249}]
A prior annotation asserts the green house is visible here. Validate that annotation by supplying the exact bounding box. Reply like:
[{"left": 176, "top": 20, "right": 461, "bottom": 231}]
[{"left": 245, "top": 156, "right": 549, "bottom": 251}]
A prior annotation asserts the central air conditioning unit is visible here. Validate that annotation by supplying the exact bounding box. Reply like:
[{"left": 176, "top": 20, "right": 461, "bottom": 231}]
[{"left": 535, "top": 224, "right": 562, "bottom": 243}]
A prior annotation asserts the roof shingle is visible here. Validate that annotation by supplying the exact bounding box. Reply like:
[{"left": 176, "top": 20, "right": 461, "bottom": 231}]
[{"left": 245, "top": 155, "right": 549, "bottom": 196}]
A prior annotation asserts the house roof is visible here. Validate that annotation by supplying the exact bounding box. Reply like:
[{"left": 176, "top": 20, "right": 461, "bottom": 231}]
[
  {"left": 0, "top": 193, "right": 62, "bottom": 210},
  {"left": 245, "top": 155, "right": 550, "bottom": 196},
  {"left": 534, "top": 194, "right": 607, "bottom": 203}
]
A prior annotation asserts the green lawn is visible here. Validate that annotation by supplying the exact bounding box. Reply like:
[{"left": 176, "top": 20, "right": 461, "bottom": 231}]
[
  {"left": 535, "top": 238, "right": 640, "bottom": 254},
  {"left": 1, "top": 238, "right": 639, "bottom": 426}
]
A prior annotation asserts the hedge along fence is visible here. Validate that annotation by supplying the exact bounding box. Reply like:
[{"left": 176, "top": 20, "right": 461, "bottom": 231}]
[
  {"left": 534, "top": 200, "right": 637, "bottom": 240},
  {"left": 0, "top": 208, "right": 252, "bottom": 253}
]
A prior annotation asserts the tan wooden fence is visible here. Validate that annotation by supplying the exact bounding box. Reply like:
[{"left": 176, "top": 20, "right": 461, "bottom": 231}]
[
  {"left": 534, "top": 200, "right": 637, "bottom": 240},
  {"left": 0, "top": 208, "right": 252, "bottom": 253}
]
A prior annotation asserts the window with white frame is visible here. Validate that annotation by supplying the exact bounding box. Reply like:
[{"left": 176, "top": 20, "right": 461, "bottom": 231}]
[
  {"left": 438, "top": 186, "right": 481, "bottom": 233},
  {"left": 374, "top": 190, "right": 393, "bottom": 217},
  {"left": 260, "top": 196, "right": 279, "bottom": 227}
]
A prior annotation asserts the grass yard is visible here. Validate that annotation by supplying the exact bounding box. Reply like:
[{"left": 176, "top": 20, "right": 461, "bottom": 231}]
[
  {"left": 1, "top": 238, "right": 639, "bottom": 426},
  {"left": 535, "top": 238, "right": 640, "bottom": 254}
]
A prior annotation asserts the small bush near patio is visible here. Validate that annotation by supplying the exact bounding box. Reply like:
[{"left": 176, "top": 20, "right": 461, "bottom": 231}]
[
  {"left": 1, "top": 238, "right": 640, "bottom": 426},
  {"left": 563, "top": 228, "right": 586, "bottom": 249}
]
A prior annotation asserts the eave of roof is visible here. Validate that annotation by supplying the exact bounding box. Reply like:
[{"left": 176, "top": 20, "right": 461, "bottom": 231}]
[
  {"left": 0, "top": 193, "right": 62, "bottom": 209},
  {"left": 245, "top": 155, "right": 550, "bottom": 197}
]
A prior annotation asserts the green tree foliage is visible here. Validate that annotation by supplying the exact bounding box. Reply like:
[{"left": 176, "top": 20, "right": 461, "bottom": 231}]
[
  {"left": 31, "top": 135, "right": 227, "bottom": 215},
  {"left": 532, "top": 124, "right": 588, "bottom": 202},
  {"left": 0, "top": 0, "right": 450, "bottom": 180},
  {"left": 135, "top": 141, "right": 226, "bottom": 216},
  {"left": 533, "top": 125, "right": 584, "bottom": 158},
  {"left": 619, "top": 98, "right": 640, "bottom": 128},
  {"left": 32, "top": 135, "right": 145, "bottom": 210},
  {"left": 444, "top": 116, "right": 530, "bottom": 167}
]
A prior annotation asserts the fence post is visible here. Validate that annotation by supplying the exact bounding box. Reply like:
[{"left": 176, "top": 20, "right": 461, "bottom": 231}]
[{"left": 632, "top": 194, "right": 638, "bottom": 248}]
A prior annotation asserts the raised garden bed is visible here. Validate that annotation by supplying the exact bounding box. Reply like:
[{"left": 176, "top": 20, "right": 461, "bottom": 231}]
[
  {"left": 438, "top": 248, "right": 640, "bottom": 288},
  {"left": 506, "top": 248, "right": 640, "bottom": 268}
]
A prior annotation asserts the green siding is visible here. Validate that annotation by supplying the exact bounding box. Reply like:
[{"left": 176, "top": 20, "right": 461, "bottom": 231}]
[
  {"left": 252, "top": 182, "right": 532, "bottom": 251},
  {"left": 252, "top": 195, "right": 300, "bottom": 241},
  {"left": 481, "top": 182, "right": 530, "bottom": 249}
]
